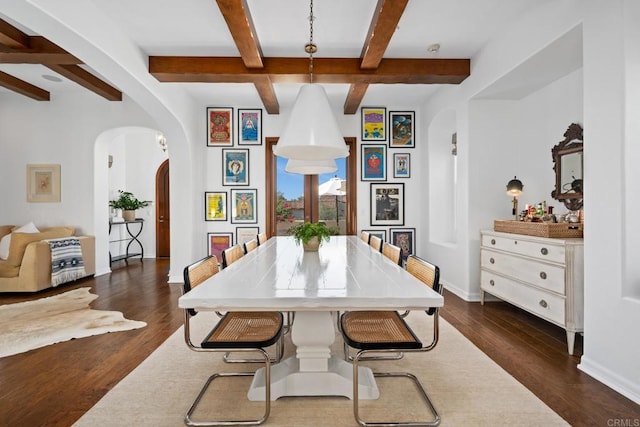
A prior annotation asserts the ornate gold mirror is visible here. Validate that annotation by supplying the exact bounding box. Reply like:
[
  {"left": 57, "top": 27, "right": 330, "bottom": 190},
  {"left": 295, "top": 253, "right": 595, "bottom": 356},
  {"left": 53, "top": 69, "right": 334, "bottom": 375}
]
[{"left": 551, "top": 123, "right": 583, "bottom": 210}]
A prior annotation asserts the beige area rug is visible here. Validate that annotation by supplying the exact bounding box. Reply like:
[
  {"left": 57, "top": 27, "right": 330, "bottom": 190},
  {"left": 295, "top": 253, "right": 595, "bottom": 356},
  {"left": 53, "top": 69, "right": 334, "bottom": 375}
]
[
  {"left": 74, "top": 311, "right": 568, "bottom": 427},
  {"left": 0, "top": 287, "right": 146, "bottom": 358}
]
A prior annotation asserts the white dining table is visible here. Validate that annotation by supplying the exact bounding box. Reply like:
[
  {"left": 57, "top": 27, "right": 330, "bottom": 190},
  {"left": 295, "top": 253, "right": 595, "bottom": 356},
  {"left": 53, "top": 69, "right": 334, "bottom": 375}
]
[{"left": 178, "top": 235, "right": 444, "bottom": 401}]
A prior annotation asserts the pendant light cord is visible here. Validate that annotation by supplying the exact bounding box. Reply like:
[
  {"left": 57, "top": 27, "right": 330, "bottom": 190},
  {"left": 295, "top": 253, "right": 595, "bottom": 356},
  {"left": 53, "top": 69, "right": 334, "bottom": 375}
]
[{"left": 306, "top": 0, "right": 316, "bottom": 84}]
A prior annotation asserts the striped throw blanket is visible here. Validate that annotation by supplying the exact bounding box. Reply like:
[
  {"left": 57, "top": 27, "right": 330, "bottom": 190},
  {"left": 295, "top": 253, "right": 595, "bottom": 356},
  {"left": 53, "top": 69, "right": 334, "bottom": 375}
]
[{"left": 47, "top": 238, "right": 86, "bottom": 287}]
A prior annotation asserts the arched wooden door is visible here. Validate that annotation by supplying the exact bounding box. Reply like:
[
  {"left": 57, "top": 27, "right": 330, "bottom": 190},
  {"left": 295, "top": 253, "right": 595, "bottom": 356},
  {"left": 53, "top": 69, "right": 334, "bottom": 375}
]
[{"left": 155, "top": 159, "right": 170, "bottom": 258}]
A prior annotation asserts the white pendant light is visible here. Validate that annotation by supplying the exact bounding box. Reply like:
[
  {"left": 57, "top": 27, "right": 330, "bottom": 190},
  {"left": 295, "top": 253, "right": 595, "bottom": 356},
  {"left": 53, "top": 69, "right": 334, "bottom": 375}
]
[
  {"left": 273, "top": 0, "right": 348, "bottom": 161},
  {"left": 285, "top": 158, "right": 338, "bottom": 175}
]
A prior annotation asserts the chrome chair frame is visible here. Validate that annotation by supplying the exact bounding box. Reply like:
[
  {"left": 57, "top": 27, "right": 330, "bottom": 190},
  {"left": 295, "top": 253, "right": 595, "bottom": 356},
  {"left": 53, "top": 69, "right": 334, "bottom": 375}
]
[
  {"left": 182, "top": 256, "right": 284, "bottom": 426},
  {"left": 340, "top": 255, "right": 443, "bottom": 426}
]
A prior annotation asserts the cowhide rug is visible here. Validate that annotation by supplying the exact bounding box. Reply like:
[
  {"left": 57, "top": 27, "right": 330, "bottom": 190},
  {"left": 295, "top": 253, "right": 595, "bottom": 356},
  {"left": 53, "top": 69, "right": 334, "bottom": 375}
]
[{"left": 0, "top": 287, "right": 146, "bottom": 358}]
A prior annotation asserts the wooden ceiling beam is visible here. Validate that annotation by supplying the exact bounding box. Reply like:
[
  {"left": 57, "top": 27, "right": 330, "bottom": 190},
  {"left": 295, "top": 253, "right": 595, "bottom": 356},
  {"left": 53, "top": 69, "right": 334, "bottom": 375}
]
[
  {"left": 0, "top": 18, "right": 30, "bottom": 49},
  {"left": 0, "top": 37, "right": 81, "bottom": 64},
  {"left": 216, "top": 0, "right": 263, "bottom": 68},
  {"left": 47, "top": 64, "right": 122, "bottom": 101},
  {"left": 342, "top": 0, "right": 409, "bottom": 113},
  {"left": 149, "top": 56, "right": 470, "bottom": 84},
  {"left": 0, "top": 70, "right": 49, "bottom": 101},
  {"left": 360, "top": 0, "right": 408, "bottom": 69},
  {"left": 343, "top": 83, "right": 369, "bottom": 115},
  {"left": 253, "top": 76, "right": 279, "bottom": 114}
]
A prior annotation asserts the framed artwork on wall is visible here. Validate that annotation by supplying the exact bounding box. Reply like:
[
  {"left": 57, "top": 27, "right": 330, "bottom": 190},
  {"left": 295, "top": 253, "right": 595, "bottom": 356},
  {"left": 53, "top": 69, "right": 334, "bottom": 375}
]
[
  {"left": 370, "top": 182, "right": 404, "bottom": 226},
  {"left": 27, "top": 164, "right": 61, "bottom": 202},
  {"left": 389, "top": 111, "right": 415, "bottom": 148},
  {"left": 361, "top": 107, "right": 386, "bottom": 141},
  {"left": 393, "top": 153, "right": 411, "bottom": 178},
  {"left": 204, "top": 191, "right": 227, "bottom": 221},
  {"left": 361, "top": 144, "right": 387, "bottom": 181},
  {"left": 222, "top": 149, "right": 249, "bottom": 186},
  {"left": 207, "top": 232, "right": 233, "bottom": 262},
  {"left": 207, "top": 107, "right": 233, "bottom": 146},
  {"left": 362, "top": 229, "right": 387, "bottom": 242},
  {"left": 236, "top": 226, "right": 259, "bottom": 245},
  {"left": 230, "top": 188, "right": 258, "bottom": 223},
  {"left": 390, "top": 228, "right": 416, "bottom": 265},
  {"left": 238, "top": 108, "right": 262, "bottom": 145}
]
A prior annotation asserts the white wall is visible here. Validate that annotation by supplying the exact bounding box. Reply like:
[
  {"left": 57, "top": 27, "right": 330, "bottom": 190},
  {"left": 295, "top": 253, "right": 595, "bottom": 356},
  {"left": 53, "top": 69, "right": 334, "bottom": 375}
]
[
  {"left": 577, "top": 0, "right": 640, "bottom": 404},
  {"left": 0, "top": 93, "right": 158, "bottom": 235}
]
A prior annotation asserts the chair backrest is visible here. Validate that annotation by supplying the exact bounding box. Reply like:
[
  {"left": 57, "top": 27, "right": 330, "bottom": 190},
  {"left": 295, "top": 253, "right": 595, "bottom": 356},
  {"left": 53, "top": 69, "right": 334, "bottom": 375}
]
[
  {"left": 360, "top": 231, "right": 371, "bottom": 244},
  {"left": 183, "top": 256, "right": 219, "bottom": 315},
  {"left": 369, "top": 235, "right": 383, "bottom": 252},
  {"left": 382, "top": 242, "right": 402, "bottom": 266},
  {"left": 257, "top": 232, "right": 268, "bottom": 245},
  {"left": 406, "top": 255, "right": 442, "bottom": 315},
  {"left": 222, "top": 244, "right": 244, "bottom": 268},
  {"left": 244, "top": 239, "right": 258, "bottom": 254}
]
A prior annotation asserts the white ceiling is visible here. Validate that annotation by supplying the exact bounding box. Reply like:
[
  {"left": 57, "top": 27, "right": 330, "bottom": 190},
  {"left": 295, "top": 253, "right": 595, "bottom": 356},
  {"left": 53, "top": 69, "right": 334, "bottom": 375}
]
[{"left": 0, "top": 0, "right": 556, "bottom": 108}]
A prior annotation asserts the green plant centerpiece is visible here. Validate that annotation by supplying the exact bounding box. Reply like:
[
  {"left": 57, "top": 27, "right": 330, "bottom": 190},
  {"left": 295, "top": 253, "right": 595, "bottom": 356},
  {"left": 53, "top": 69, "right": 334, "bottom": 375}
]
[
  {"left": 109, "top": 190, "right": 151, "bottom": 221},
  {"left": 288, "top": 222, "right": 331, "bottom": 252}
]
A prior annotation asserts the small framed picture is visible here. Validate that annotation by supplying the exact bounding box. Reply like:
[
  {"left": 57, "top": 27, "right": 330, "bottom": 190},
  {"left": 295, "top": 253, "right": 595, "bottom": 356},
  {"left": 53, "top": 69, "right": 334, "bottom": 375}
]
[
  {"left": 238, "top": 109, "right": 262, "bottom": 145},
  {"left": 361, "top": 107, "right": 386, "bottom": 141},
  {"left": 26, "top": 164, "right": 61, "bottom": 202},
  {"left": 222, "top": 149, "right": 249, "bottom": 186},
  {"left": 393, "top": 153, "right": 411, "bottom": 178},
  {"left": 390, "top": 228, "right": 416, "bottom": 265},
  {"left": 361, "top": 144, "right": 387, "bottom": 181},
  {"left": 231, "top": 188, "right": 258, "bottom": 224},
  {"left": 362, "top": 229, "right": 387, "bottom": 242},
  {"left": 236, "top": 226, "right": 260, "bottom": 246},
  {"left": 207, "top": 232, "right": 233, "bottom": 263},
  {"left": 389, "top": 111, "right": 415, "bottom": 148},
  {"left": 207, "top": 107, "right": 233, "bottom": 146},
  {"left": 204, "top": 191, "right": 227, "bottom": 221},
  {"left": 370, "top": 183, "right": 404, "bottom": 226}
]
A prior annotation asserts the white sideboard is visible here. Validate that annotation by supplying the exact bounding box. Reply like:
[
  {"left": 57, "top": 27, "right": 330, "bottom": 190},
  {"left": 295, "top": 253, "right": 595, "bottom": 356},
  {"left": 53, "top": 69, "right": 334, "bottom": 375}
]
[{"left": 480, "top": 230, "right": 584, "bottom": 354}]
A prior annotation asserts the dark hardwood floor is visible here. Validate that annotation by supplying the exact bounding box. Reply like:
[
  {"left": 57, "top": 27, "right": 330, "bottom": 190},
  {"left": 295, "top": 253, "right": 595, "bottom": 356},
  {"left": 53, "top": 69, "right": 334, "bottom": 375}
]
[{"left": 0, "top": 259, "right": 638, "bottom": 426}]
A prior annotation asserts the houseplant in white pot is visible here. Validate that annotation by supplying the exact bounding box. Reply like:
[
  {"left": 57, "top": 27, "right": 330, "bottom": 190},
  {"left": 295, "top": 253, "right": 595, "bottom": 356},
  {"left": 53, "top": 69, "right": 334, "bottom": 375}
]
[
  {"left": 109, "top": 190, "right": 151, "bottom": 222},
  {"left": 288, "top": 222, "right": 331, "bottom": 251}
]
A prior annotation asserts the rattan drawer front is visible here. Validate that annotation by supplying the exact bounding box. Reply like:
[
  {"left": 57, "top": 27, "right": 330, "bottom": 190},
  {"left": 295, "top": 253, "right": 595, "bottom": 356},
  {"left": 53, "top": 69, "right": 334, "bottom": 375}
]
[
  {"left": 481, "top": 249, "right": 565, "bottom": 295},
  {"left": 480, "top": 270, "right": 565, "bottom": 326},
  {"left": 482, "top": 233, "right": 565, "bottom": 263}
]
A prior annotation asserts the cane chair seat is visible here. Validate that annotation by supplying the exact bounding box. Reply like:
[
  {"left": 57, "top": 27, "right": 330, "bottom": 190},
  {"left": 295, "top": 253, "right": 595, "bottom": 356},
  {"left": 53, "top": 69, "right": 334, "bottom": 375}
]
[
  {"left": 221, "top": 244, "right": 244, "bottom": 268},
  {"left": 339, "top": 254, "right": 443, "bottom": 427},
  {"left": 182, "top": 255, "right": 284, "bottom": 426},
  {"left": 369, "top": 235, "right": 383, "bottom": 252}
]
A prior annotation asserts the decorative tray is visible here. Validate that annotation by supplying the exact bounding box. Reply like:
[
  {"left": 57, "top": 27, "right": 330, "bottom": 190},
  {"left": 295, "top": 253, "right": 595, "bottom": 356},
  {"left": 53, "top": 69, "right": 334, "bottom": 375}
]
[{"left": 494, "top": 220, "right": 583, "bottom": 238}]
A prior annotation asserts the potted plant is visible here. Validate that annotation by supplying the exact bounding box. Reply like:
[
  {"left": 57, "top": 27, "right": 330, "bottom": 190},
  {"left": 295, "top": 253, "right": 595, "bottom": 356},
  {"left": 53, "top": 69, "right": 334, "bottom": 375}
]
[
  {"left": 109, "top": 190, "right": 151, "bottom": 221},
  {"left": 288, "top": 222, "right": 331, "bottom": 251}
]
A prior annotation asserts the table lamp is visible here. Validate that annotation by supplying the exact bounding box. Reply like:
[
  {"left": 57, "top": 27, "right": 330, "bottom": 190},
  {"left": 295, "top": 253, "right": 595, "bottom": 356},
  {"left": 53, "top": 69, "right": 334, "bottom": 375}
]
[{"left": 506, "top": 176, "right": 524, "bottom": 220}]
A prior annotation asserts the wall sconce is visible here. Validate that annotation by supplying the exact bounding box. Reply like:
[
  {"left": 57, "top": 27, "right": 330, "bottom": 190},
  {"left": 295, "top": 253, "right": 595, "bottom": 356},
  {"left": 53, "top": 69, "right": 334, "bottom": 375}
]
[
  {"left": 157, "top": 133, "right": 167, "bottom": 152},
  {"left": 108, "top": 155, "right": 113, "bottom": 168},
  {"left": 506, "top": 176, "right": 523, "bottom": 220}
]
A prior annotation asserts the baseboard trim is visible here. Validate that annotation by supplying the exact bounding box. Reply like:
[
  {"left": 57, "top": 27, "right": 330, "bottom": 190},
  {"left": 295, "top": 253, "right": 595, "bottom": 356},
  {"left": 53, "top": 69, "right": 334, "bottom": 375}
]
[{"left": 578, "top": 356, "right": 640, "bottom": 405}]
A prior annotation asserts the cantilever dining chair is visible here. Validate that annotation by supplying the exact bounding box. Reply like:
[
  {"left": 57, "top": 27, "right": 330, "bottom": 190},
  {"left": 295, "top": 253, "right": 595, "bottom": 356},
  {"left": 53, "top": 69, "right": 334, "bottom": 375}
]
[
  {"left": 182, "top": 255, "right": 284, "bottom": 426},
  {"left": 257, "top": 232, "right": 268, "bottom": 245},
  {"left": 243, "top": 238, "right": 259, "bottom": 254},
  {"left": 340, "top": 254, "right": 443, "bottom": 427},
  {"left": 221, "top": 244, "right": 244, "bottom": 269},
  {"left": 369, "top": 235, "right": 383, "bottom": 252},
  {"left": 381, "top": 242, "right": 402, "bottom": 266}
]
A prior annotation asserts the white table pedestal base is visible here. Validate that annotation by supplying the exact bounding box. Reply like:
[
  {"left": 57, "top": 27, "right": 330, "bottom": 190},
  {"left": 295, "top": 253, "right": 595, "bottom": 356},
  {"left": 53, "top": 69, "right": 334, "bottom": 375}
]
[{"left": 247, "top": 311, "right": 379, "bottom": 401}]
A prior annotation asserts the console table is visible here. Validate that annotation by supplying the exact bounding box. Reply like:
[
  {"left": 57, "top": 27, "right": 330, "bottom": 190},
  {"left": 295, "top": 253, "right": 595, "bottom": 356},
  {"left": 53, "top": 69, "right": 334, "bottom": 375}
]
[
  {"left": 480, "top": 229, "right": 584, "bottom": 354},
  {"left": 109, "top": 219, "right": 144, "bottom": 264}
]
